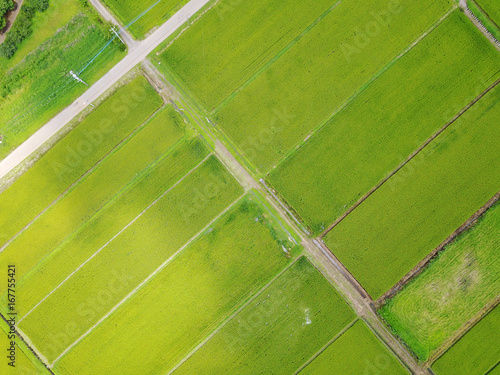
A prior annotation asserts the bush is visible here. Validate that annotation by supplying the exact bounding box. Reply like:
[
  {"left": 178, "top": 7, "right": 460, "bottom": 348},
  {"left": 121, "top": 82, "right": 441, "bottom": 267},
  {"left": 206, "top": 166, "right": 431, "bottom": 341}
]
[{"left": 0, "top": 0, "right": 49, "bottom": 59}]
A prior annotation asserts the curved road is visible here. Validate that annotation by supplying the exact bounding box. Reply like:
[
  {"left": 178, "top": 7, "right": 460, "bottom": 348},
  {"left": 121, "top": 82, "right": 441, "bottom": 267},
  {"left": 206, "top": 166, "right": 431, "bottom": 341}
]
[{"left": 0, "top": 0, "right": 208, "bottom": 180}]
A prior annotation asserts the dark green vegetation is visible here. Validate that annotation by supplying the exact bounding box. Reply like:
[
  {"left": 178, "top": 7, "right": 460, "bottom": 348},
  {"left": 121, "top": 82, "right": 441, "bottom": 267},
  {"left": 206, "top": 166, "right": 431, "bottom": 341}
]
[
  {"left": 380, "top": 203, "right": 500, "bottom": 360},
  {"left": 433, "top": 305, "right": 500, "bottom": 375},
  {"left": 0, "top": 0, "right": 14, "bottom": 30},
  {"left": 268, "top": 11, "right": 500, "bottom": 234},
  {"left": 54, "top": 197, "right": 297, "bottom": 374},
  {"left": 324, "top": 83, "right": 500, "bottom": 299},
  {"left": 300, "top": 320, "right": 408, "bottom": 374},
  {"left": 0, "top": 0, "right": 124, "bottom": 160},
  {"left": 174, "top": 257, "right": 356, "bottom": 374}
]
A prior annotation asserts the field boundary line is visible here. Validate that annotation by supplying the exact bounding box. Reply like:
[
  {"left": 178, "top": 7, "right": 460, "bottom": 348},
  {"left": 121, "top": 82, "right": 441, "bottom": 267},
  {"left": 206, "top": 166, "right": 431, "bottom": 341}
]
[
  {"left": 166, "top": 255, "right": 304, "bottom": 375},
  {"left": 425, "top": 295, "right": 500, "bottom": 366},
  {"left": 292, "top": 318, "right": 358, "bottom": 375},
  {"left": 376, "top": 191, "right": 500, "bottom": 306},
  {"left": 268, "top": 5, "right": 457, "bottom": 176},
  {"left": 0, "top": 313, "right": 55, "bottom": 374},
  {"left": 461, "top": 0, "right": 500, "bottom": 51},
  {"left": 50, "top": 193, "right": 245, "bottom": 367},
  {"left": 0, "top": 104, "right": 165, "bottom": 254},
  {"left": 18, "top": 153, "right": 212, "bottom": 324},
  {"left": 320, "top": 77, "right": 500, "bottom": 240}
]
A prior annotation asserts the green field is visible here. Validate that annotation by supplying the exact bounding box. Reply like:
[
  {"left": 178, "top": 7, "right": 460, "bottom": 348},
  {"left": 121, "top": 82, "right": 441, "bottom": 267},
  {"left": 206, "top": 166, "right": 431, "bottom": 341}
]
[
  {"left": 13, "top": 139, "right": 208, "bottom": 318},
  {"left": 158, "top": 0, "right": 335, "bottom": 109},
  {"left": 0, "top": 76, "right": 162, "bottom": 249},
  {"left": 54, "top": 197, "right": 297, "bottom": 374},
  {"left": 324, "top": 83, "right": 500, "bottom": 300},
  {"left": 433, "top": 305, "right": 500, "bottom": 375},
  {"left": 214, "top": 0, "right": 452, "bottom": 172},
  {"left": 380, "top": 203, "right": 500, "bottom": 360},
  {"left": 300, "top": 320, "right": 408, "bottom": 374},
  {"left": 102, "top": 0, "right": 188, "bottom": 39},
  {"left": 268, "top": 11, "right": 500, "bottom": 234},
  {"left": 0, "top": 0, "right": 125, "bottom": 160},
  {"left": 476, "top": 0, "right": 500, "bottom": 26},
  {"left": 174, "top": 256, "right": 355, "bottom": 374},
  {"left": 468, "top": 0, "right": 500, "bottom": 41},
  {"left": 19, "top": 156, "right": 243, "bottom": 362},
  {"left": 0, "top": 105, "right": 182, "bottom": 298},
  {"left": 0, "top": 318, "right": 50, "bottom": 374}
]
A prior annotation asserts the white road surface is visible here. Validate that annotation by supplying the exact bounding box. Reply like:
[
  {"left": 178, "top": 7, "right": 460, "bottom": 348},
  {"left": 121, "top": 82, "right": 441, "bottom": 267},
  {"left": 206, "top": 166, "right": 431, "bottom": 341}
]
[{"left": 0, "top": 0, "right": 209, "bottom": 180}]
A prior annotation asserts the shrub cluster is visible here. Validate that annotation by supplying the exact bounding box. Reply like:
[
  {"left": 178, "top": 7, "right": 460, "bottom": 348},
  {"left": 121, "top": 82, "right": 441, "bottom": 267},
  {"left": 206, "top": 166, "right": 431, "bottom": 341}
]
[
  {"left": 0, "top": 0, "right": 49, "bottom": 58},
  {"left": 0, "top": 0, "right": 15, "bottom": 30}
]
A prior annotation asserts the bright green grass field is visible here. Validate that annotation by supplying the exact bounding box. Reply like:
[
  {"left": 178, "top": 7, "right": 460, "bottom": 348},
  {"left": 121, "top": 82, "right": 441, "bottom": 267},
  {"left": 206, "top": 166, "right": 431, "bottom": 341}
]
[
  {"left": 215, "top": 0, "right": 452, "bottom": 172},
  {"left": 0, "top": 105, "right": 181, "bottom": 299},
  {"left": 433, "top": 305, "right": 500, "bottom": 375},
  {"left": 0, "top": 76, "right": 162, "bottom": 248},
  {"left": 468, "top": 0, "right": 500, "bottom": 41},
  {"left": 300, "top": 320, "right": 408, "bottom": 374},
  {"left": 324, "top": 83, "right": 500, "bottom": 300},
  {"left": 12, "top": 138, "right": 208, "bottom": 319},
  {"left": 0, "top": 319, "right": 50, "bottom": 374},
  {"left": 54, "top": 197, "right": 296, "bottom": 374},
  {"left": 268, "top": 11, "right": 500, "bottom": 235},
  {"left": 159, "top": 0, "right": 335, "bottom": 110},
  {"left": 102, "top": 0, "right": 188, "bottom": 39},
  {"left": 174, "top": 256, "right": 355, "bottom": 374},
  {"left": 476, "top": 0, "right": 500, "bottom": 26},
  {"left": 379, "top": 203, "right": 500, "bottom": 361},
  {"left": 20, "top": 156, "right": 243, "bottom": 362},
  {"left": 0, "top": 0, "right": 125, "bottom": 160}
]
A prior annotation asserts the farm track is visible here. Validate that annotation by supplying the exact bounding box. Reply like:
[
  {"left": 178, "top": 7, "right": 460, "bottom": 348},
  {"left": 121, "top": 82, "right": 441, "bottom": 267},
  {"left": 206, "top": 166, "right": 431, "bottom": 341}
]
[
  {"left": 144, "top": 60, "right": 428, "bottom": 375},
  {"left": 460, "top": 0, "right": 500, "bottom": 50}
]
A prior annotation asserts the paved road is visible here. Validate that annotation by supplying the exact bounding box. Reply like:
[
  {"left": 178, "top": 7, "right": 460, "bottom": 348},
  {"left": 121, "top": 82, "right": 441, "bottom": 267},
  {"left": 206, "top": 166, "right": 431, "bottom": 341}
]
[{"left": 0, "top": 0, "right": 208, "bottom": 181}]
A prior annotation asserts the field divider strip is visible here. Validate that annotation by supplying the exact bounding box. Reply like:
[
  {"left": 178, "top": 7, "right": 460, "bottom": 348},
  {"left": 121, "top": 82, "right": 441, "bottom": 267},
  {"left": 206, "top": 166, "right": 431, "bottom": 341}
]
[
  {"left": 376, "top": 190, "right": 500, "bottom": 307},
  {"left": 424, "top": 294, "right": 500, "bottom": 366},
  {"left": 167, "top": 255, "right": 305, "bottom": 375},
  {"left": 292, "top": 318, "right": 358, "bottom": 375},
  {"left": 0, "top": 104, "right": 166, "bottom": 254},
  {"left": 269, "top": 5, "right": 457, "bottom": 176},
  {"left": 18, "top": 153, "right": 212, "bottom": 324},
  {"left": 50, "top": 192, "right": 245, "bottom": 367},
  {"left": 320, "top": 77, "right": 500, "bottom": 240},
  {"left": 12, "top": 325, "right": 52, "bottom": 371}
]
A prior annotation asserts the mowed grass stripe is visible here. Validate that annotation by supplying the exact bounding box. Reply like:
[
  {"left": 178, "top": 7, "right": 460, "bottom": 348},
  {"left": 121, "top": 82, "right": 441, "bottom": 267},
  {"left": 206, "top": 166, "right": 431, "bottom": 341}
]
[
  {"left": 0, "top": 105, "right": 182, "bottom": 300},
  {"left": 215, "top": 0, "right": 452, "bottom": 172},
  {"left": 160, "top": 0, "right": 336, "bottom": 110},
  {"left": 19, "top": 156, "right": 243, "bottom": 362},
  {"left": 379, "top": 203, "right": 500, "bottom": 360},
  {"left": 0, "top": 76, "right": 162, "bottom": 247},
  {"left": 324, "top": 83, "right": 500, "bottom": 299},
  {"left": 54, "top": 197, "right": 293, "bottom": 375},
  {"left": 299, "top": 320, "right": 408, "bottom": 374},
  {"left": 173, "top": 257, "right": 356, "bottom": 375},
  {"left": 268, "top": 11, "right": 500, "bottom": 234},
  {"left": 9, "top": 144, "right": 207, "bottom": 320},
  {"left": 432, "top": 305, "right": 500, "bottom": 375}
]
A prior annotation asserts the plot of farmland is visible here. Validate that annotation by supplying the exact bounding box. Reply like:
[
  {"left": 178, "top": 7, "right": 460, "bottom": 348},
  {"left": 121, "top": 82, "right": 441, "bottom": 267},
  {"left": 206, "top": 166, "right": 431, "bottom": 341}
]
[
  {"left": 324, "top": 83, "right": 500, "bottom": 299},
  {"left": 432, "top": 305, "right": 500, "bottom": 375},
  {"left": 268, "top": 11, "right": 500, "bottom": 234},
  {"left": 19, "top": 155, "right": 243, "bottom": 362},
  {"left": 0, "top": 105, "right": 183, "bottom": 299},
  {"left": 158, "top": 0, "right": 335, "bottom": 109},
  {"left": 0, "top": 0, "right": 125, "bottom": 160},
  {"left": 0, "top": 76, "right": 162, "bottom": 249},
  {"left": 12, "top": 138, "right": 209, "bottom": 319},
  {"left": 174, "top": 256, "right": 355, "bottom": 374},
  {"left": 379, "top": 203, "right": 500, "bottom": 361},
  {"left": 476, "top": 0, "right": 500, "bottom": 26},
  {"left": 214, "top": 0, "right": 452, "bottom": 172},
  {"left": 54, "top": 197, "right": 297, "bottom": 374},
  {"left": 101, "top": 0, "right": 188, "bottom": 39},
  {"left": 299, "top": 320, "right": 408, "bottom": 375}
]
